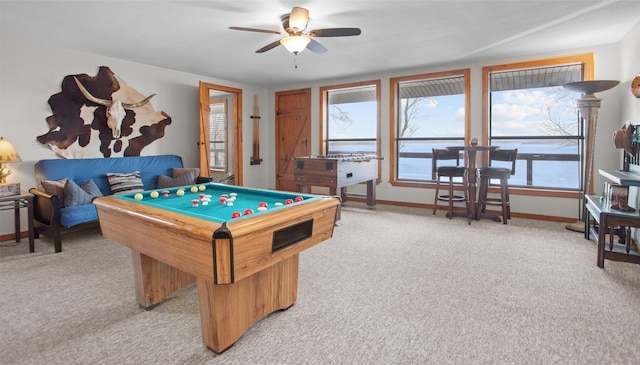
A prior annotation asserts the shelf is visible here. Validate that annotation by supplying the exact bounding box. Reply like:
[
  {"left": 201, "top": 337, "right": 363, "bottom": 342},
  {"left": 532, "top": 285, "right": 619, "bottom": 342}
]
[{"left": 598, "top": 169, "right": 640, "bottom": 187}]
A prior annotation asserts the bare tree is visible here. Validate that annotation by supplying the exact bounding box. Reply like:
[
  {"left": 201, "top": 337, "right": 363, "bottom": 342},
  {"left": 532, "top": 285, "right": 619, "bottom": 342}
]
[
  {"left": 539, "top": 87, "right": 579, "bottom": 146},
  {"left": 329, "top": 105, "right": 352, "bottom": 130}
]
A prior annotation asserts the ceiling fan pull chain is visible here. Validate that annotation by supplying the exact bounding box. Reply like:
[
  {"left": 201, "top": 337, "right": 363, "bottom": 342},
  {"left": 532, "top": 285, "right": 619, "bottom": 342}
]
[{"left": 294, "top": 54, "right": 298, "bottom": 69}]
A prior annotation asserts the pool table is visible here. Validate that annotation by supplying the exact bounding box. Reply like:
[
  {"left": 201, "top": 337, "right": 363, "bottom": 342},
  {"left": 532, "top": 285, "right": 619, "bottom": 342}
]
[{"left": 94, "top": 183, "right": 340, "bottom": 353}]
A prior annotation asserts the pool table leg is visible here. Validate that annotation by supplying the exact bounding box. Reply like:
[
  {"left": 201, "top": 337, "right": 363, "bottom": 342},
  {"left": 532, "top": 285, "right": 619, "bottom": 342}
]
[
  {"left": 131, "top": 250, "right": 196, "bottom": 309},
  {"left": 196, "top": 254, "right": 300, "bottom": 354}
]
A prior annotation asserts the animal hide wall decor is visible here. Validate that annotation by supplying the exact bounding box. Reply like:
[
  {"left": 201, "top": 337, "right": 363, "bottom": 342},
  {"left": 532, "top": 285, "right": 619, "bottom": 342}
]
[{"left": 37, "top": 66, "right": 172, "bottom": 158}]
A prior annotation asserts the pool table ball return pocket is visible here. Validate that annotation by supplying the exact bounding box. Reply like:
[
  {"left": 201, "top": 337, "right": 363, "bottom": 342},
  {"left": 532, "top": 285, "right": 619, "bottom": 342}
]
[{"left": 94, "top": 183, "right": 340, "bottom": 353}]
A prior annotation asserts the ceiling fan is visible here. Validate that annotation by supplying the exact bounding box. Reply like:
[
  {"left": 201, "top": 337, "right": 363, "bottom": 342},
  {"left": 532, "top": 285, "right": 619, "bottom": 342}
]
[{"left": 229, "top": 6, "right": 361, "bottom": 55}]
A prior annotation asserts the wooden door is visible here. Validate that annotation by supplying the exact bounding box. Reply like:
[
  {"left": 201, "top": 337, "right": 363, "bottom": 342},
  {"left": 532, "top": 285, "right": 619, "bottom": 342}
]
[{"left": 275, "top": 88, "right": 312, "bottom": 192}]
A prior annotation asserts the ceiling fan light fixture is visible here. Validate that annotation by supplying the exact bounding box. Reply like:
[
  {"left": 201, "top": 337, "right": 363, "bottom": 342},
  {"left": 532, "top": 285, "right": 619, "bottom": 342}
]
[
  {"left": 280, "top": 35, "right": 310, "bottom": 54},
  {"left": 289, "top": 7, "right": 309, "bottom": 31}
]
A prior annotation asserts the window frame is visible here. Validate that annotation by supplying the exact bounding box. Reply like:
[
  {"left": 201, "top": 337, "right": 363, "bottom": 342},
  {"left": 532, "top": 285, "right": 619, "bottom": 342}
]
[
  {"left": 390, "top": 69, "right": 471, "bottom": 187},
  {"left": 482, "top": 53, "right": 594, "bottom": 199},
  {"left": 319, "top": 80, "right": 382, "bottom": 177}
]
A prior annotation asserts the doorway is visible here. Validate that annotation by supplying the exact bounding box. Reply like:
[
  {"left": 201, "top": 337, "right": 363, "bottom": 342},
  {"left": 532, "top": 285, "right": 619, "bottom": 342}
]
[{"left": 198, "top": 82, "right": 243, "bottom": 185}]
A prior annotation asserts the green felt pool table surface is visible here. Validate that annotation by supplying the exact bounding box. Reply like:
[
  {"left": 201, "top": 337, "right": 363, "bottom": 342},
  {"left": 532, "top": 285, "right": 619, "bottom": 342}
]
[{"left": 115, "top": 183, "right": 319, "bottom": 223}]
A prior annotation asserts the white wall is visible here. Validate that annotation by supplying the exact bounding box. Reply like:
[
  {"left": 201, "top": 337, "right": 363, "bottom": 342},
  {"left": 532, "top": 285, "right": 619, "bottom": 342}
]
[
  {"left": 1, "top": 23, "right": 638, "bottom": 237},
  {"left": 267, "top": 39, "right": 635, "bottom": 220},
  {"left": 620, "top": 21, "right": 640, "bottom": 127},
  {"left": 0, "top": 36, "right": 270, "bottom": 236}
]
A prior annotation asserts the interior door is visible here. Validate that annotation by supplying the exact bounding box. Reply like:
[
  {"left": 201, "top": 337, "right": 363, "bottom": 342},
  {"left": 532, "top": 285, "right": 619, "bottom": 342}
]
[{"left": 275, "top": 88, "right": 312, "bottom": 192}]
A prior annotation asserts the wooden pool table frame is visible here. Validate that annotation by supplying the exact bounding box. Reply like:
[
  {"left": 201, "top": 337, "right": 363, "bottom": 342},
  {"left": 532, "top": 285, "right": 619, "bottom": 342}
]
[{"left": 94, "top": 193, "right": 339, "bottom": 353}]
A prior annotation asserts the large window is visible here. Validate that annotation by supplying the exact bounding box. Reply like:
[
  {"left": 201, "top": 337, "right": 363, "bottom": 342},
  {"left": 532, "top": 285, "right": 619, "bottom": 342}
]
[
  {"left": 391, "top": 70, "right": 470, "bottom": 183},
  {"left": 483, "top": 54, "right": 594, "bottom": 193},
  {"left": 320, "top": 81, "right": 380, "bottom": 156}
]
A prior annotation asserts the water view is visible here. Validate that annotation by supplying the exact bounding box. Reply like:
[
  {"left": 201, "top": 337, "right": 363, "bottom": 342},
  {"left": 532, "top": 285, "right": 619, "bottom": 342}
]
[{"left": 330, "top": 141, "right": 580, "bottom": 190}]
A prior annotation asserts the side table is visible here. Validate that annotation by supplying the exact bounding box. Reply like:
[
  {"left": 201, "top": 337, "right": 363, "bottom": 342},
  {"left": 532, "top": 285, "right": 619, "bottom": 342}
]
[
  {"left": 0, "top": 191, "right": 35, "bottom": 252},
  {"left": 584, "top": 194, "right": 640, "bottom": 268}
]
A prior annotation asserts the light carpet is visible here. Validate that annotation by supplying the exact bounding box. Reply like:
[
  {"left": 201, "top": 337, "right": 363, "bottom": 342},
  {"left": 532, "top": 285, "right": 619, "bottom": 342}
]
[{"left": 1, "top": 203, "right": 639, "bottom": 365}]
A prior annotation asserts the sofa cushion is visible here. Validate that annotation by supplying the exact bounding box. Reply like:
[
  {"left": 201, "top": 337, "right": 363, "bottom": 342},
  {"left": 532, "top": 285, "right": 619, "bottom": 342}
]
[
  {"left": 59, "top": 204, "right": 99, "bottom": 228},
  {"left": 157, "top": 170, "right": 197, "bottom": 189},
  {"left": 41, "top": 178, "right": 68, "bottom": 206},
  {"left": 63, "top": 179, "right": 103, "bottom": 207},
  {"left": 35, "top": 155, "right": 185, "bottom": 195},
  {"left": 173, "top": 167, "right": 200, "bottom": 180},
  {"left": 107, "top": 171, "right": 144, "bottom": 195}
]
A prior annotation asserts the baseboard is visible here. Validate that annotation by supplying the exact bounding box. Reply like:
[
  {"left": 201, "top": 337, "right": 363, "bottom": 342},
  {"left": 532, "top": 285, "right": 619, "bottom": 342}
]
[
  {"left": 344, "top": 196, "right": 577, "bottom": 223},
  {"left": 0, "top": 230, "right": 30, "bottom": 243}
]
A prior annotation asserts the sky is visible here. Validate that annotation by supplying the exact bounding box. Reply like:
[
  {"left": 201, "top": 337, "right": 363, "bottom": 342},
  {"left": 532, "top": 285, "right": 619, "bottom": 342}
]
[{"left": 328, "top": 86, "right": 580, "bottom": 140}]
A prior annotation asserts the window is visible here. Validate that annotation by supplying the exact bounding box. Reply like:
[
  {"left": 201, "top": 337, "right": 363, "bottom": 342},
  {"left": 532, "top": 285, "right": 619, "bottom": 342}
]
[
  {"left": 483, "top": 54, "right": 594, "bottom": 193},
  {"left": 320, "top": 81, "right": 380, "bottom": 157},
  {"left": 209, "top": 99, "right": 227, "bottom": 171},
  {"left": 390, "top": 70, "right": 470, "bottom": 183}
]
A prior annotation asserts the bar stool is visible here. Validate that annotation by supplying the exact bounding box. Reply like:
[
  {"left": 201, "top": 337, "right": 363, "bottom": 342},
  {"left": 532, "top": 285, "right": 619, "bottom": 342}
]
[
  {"left": 477, "top": 149, "right": 518, "bottom": 224},
  {"left": 432, "top": 148, "right": 467, "bottom": 219}
]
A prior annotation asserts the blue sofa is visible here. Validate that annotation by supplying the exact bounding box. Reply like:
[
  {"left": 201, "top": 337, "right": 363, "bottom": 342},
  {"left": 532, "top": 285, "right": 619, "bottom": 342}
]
[{"left": 29, "top": 154, "right": 194, "bottom": 252}]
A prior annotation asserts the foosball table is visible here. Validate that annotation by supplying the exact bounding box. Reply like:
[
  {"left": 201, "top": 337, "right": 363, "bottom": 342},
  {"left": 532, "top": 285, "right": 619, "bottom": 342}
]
[{"left": 293, "top": 153, "right": 382, "bottom": 206}]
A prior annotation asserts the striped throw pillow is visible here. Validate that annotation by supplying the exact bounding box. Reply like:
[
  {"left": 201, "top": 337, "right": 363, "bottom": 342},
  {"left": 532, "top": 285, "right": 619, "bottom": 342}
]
[{"left": 107, "top": 171, "right": 144, "bottom": 195}]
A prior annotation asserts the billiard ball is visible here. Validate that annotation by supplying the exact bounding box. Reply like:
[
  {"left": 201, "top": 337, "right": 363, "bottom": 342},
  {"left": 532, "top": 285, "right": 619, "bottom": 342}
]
[
  {"left": 258, "top": 201, "right": 268, "bottom": 208},
  {"left": 285, "top": 199, "right": 294, "bottom": 205},
  {"left": 150, "top": 191, "right": 159, "bottom": 198},
  {"left": 244, "top": 208, "right": 254, "bottom": 215},
  {"left": 231, "top": 211, "right": 241, "bottom": 219},
  {"left": 176, "top": 189, "right": 185, "bottom": 196},
  {"left": 198, "top": 184, "right": 206, "bottom": 191},
  {"left": 134, "top": 193, "right": 143, "bottom": 201},
  {"left": 257, "top": 206, "right": 267, "bottom": 211},
  {"left": 190, "top": 186, "right": 198, "bottom": 193},
  {"left": 191, "top": 199, "right": 199, "bottom": 207},
  {"left": 294, "top": 196, "right": 303, "bottom": 202},
  {"left": 230, "top": 192, "right": 238, "bottom": 197},
  {"left": 227, "top": 202, "right": 234, "bottom": 206},
  {"left": 162, "top": 190, "right": 169, "bottom": 197},
  {"left": 274, "top": 202, "right": 283, "bottom": 207}
]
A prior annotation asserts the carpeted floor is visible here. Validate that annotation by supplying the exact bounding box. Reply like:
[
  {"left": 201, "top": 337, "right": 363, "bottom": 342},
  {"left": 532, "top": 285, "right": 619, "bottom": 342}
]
[{"left": 1, "top": 203, "right": 639, "bottom": 365}]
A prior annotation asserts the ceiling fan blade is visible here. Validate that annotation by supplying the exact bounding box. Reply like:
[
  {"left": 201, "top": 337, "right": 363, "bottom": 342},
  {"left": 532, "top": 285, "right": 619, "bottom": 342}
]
[
  {"left": 309, "top": 28, "right": 362, "bottom": 37},
  {"left": 306, "top": 39, "right": 328, "bottom": 54},
  {"left": 229, "top": 26, "right": 282, "bottom": 35},
  {"left": 256, "top": 40, "right": 282, "bottom": 53}
]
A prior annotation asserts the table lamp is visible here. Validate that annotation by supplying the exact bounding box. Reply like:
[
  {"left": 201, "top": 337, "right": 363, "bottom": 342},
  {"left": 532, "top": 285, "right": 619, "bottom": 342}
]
[{"left": 0, "top": 137, "right": 22, "bottom": 196}]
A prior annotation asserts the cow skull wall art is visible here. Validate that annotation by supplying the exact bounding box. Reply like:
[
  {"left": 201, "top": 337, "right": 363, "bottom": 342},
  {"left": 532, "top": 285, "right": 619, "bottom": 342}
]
[
  {"left": 73, "top": 76, "right": 156, "bottom": 139},
  {"left": 37, "top": 66, "right": 172, "bottom": 158}
]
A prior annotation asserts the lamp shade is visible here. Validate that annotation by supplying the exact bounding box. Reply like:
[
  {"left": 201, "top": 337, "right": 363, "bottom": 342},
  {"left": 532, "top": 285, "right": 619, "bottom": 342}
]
[
  {"left": 289, "top": 7, "right": 309, "bottom": 31},
  {"left": 280, "top": 35, "right": 311, "bottom": 54},
  {"left": 0, "top": 137, "right": 22, "bottom": 163}
]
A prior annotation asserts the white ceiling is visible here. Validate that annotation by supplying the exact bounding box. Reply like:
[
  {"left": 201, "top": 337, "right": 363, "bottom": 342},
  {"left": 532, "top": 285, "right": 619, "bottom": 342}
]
[{"left": 1, "top": 1, "right": 638, "bottom": 88}]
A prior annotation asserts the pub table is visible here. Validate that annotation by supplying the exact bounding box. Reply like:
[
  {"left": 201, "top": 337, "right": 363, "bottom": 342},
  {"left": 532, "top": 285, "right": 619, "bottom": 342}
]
[{"left": 446, "top": 145, "right": 500, "bottom": 223}]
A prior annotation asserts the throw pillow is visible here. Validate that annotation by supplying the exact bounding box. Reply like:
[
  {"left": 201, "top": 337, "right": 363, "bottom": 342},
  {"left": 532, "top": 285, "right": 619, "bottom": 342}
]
[
  {"left": 173, "top": 167, "right": 200, "bottom": 181},
  {"left": 107, "top": 171, "right": 144, "bottom": 195},
  {"left": 157, "top": 170, "right": 197, "bottom": 189},
  {"left": 41, "top": 178, "right": 68, "bottom": 207},
  {"left": 63, "top": 179, "right": 104, "bottom": 207}
]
